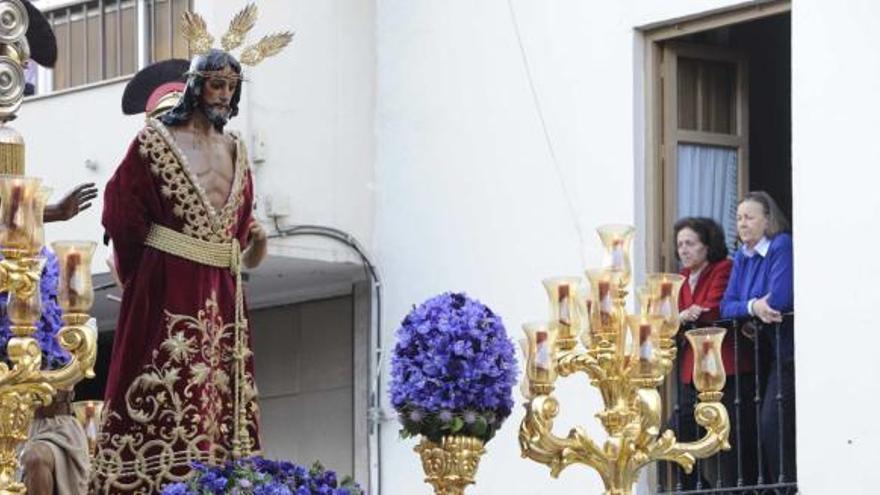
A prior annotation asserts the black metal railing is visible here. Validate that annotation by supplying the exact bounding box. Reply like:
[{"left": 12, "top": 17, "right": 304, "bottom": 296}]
[{"left": 657, "top": 314, "right": 798, "bottom": 495}]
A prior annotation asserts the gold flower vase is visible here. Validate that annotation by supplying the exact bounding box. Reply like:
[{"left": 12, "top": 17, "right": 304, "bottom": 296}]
[{"left": 415, "top": 435, "right": 486, "bottom": 495}]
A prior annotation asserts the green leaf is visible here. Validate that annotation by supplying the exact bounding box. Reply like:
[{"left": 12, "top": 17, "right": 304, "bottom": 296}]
[
  {"left": 309, "top": 461, "right": 325, "bottom": 477},
  {"left": 472, "top": 416, "right": 488, "bottom": 437},
  {"left": 451, "top": 416, "right": 465, "bottom": 433}
]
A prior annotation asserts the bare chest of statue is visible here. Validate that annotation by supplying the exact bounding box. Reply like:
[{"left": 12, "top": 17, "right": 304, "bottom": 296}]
[{"left": 170, "top": 129, "right": 236, "bottom": 211}]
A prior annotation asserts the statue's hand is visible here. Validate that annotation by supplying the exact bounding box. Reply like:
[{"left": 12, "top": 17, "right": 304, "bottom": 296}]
[
  {"left": 47, "top": 183, "right": 98, "bottom": 222},
  {"left": 246, "top": 219, "right": 267, "bottom": 248},
  {"left": 242, "top": 219, "right": 269, "bottom": 269}
]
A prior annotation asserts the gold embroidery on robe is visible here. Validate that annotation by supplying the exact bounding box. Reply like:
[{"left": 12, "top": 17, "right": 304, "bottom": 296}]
[
  {"left": 91, "top": 292, "right": 259, "bottom": 494},
  {"left": 136, "top": 119, "right": 248, "bottom": 244}
]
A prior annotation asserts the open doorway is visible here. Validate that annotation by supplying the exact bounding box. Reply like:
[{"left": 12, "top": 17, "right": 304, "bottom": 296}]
[
  {"left": 643, "top": 3, "right": 792, "bottom": 272},
  {"left": 674, "top": 13, "right": 792, "bottom": 229},
  {"left": 642, "top": 2, "right": 795, "bottom": 494}
]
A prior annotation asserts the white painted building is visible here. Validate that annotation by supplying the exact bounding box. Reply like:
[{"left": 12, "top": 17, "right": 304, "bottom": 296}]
[{"left": 12, "top": 0, "right": 880, "bottom": 493}]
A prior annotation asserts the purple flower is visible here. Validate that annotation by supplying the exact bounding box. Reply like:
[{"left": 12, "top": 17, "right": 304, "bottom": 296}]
[
  {"left": 161, "top": 456, "right": 363, "bottom": 495},
  {"left": 408, "top": 409, "right": 424, "bottom": 423},
  {"left": 389, "top": 292, "right": 517, "bottom": 442},
  {"left": 323, "top": 470, "right": 337, "bottom": 488},
  {"left": 463, "top": 411, "right": 478, "bottom": 424},
  {"left": 254, "top": 481, "right": 292, "bottom": 495},
  {"left": 160, "top": 483, "right": 191, "bottom": 495}
]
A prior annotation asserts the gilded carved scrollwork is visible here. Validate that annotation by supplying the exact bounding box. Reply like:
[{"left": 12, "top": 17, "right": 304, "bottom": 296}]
[
  {"left": 415, "top": 435, "right": 486, "bottom": 495},
  {"left": 642, "top": 399, "right": 731, "bottom": 473},
  {"left": 39, "top": 315, "right": 98, "bottom": 391},
  {"left": 519, "top": 395, "right": 607, "bottom": 478},
  {"left": 519, "top": 344, "right": 731, "bottom": 495}
]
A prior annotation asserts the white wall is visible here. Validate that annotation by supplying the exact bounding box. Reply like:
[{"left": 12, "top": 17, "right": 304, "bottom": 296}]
[
  {"left": 196, "top": 0, "right": 377, "bottom": 263},
  {"left": 16, "top": 80, "right": 137, "bottom": 274},
  {"left": 374, "top": 1, "right": 787, "bottom": 494},
  {"left": 793, "top": 1, "right": 880, "bottom": 492}
]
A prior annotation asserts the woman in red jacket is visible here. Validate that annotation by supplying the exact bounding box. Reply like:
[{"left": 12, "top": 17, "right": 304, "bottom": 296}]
[{"left": 673, "top": 217, "right": 757, "bottom": 489}]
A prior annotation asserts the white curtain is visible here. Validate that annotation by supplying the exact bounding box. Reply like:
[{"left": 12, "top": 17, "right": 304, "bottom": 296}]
[{"left": 676, "top": 143, "right": 738, "bottom": 253}]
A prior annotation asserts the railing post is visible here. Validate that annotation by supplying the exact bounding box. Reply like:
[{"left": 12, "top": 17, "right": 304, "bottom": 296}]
[
  {"left": 775, "top": 319, "right": 786, "bottom": 483},
  {"left": 752, "top": 319, "right": 764, "bottom": 485},
  {"left": 733, "top": 319, "right": 743, "bottom": 487},
  {"left": 674, "top": 329, "right": 684, "bottom": 493}
]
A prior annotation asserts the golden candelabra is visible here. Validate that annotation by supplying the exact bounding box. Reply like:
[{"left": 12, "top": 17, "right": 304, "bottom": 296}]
[
  {"left": 519, "top": 224, "right": 730, "bottom": 495},
  {"left": 0, "top": 2, "right": 98, "bottom": 493}
]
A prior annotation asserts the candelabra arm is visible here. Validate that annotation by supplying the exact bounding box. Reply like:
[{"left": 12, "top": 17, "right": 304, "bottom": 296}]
[
  {"left": 641, "top": 397, "right": 730, "bottom": 473},
  {"left": 556, "top": 349, "right": 605, "bottom": 381},
  {"left": 519, "top": 395, "right": 608, "bottom": 479},
  {"left": 39, "top": 317, "right": 97, "bottom": 390},
  {"left": 0, "top": 336, "right": 44, "bottom": 389},
  {"left": 631, "top": 388, "right": 662, "bottom": 450}
]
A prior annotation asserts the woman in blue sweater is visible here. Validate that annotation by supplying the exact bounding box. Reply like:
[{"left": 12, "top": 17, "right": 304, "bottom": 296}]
[{"left": 721, "top": 191, "right": 795, "bottom": 483}]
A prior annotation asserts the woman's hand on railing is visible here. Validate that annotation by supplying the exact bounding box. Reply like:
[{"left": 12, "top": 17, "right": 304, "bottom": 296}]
[
  {"left": 753, "top": 294, "right": 783, "bottom": 324},
  {"left": 679, "top": 304, "right": 707, "bottom": 323}
]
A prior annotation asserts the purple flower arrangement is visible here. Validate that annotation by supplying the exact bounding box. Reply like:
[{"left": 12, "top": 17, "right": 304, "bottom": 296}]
[
  {"left": 161, "top": 457, "right": 363, "bottom": 495},
  {"left": 0, "top": 248, "right": 69, "bottom": 369},
  {"left": 390, "top": 292, "right": 517, "bottom": 443}
]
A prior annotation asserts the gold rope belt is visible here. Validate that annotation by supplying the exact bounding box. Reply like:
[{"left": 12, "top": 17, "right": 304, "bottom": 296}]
[
  {"left": 143, "top": 223, "right": 251, "bottom": 457},
  {"left": 144, "top": 224, "right": 235, "bottom": 268}
]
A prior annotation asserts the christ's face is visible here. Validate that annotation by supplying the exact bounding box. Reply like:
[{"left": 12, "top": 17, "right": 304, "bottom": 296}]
[{"left": 200, "top": 66, "right": 239, "bottom": 126}]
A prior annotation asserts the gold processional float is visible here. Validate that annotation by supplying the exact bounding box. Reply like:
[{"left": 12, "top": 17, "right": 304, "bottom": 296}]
[{"left": 0, "top": 1, "right": 98, "bottom": 493}]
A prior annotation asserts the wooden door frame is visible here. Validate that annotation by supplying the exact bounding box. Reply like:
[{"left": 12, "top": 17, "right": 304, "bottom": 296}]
[
  {"left": 660, "top": 42, "right": 749, "bottom": 270},
  {"left": 639, "top": 0, "right": 790, "bottom": 272}
]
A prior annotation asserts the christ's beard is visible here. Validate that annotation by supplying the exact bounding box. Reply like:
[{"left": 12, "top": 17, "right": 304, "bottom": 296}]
[{"left": 201, "top": 104, "right": 231, "bottom": 129}]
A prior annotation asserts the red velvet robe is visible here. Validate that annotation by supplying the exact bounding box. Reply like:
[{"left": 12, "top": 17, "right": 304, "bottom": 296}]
[{"left": 92, "top": 119, "right": 260, "bottom": 494}]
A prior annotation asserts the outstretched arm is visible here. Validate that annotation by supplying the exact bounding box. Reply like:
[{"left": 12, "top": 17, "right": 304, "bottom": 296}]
[{"left": 44, "top": 182, "right": 98, "bottom": 223}]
